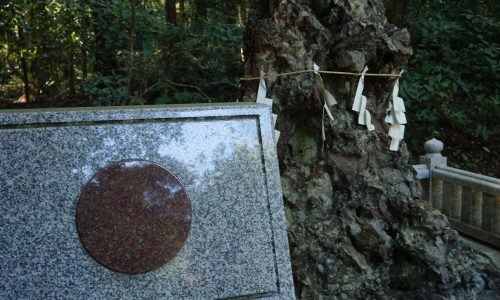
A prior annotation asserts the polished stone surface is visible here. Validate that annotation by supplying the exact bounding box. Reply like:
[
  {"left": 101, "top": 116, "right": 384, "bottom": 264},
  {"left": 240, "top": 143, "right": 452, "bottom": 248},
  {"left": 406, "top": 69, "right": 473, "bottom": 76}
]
[
  {"left": 77, "top": 159, "right": 191, "bottom": 274},
  {"left": 0, "top": 104, "right": 294, "bottom": 299}
]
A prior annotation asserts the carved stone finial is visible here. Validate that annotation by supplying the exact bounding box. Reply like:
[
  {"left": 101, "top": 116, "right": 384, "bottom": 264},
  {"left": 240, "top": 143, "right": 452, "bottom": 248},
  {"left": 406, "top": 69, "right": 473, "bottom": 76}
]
[
  {"left": 420, "top": 138, "right": 447, "bottom": 167},
  {"left": 424, "top": 138, "right": 444, "bottom": 155}
]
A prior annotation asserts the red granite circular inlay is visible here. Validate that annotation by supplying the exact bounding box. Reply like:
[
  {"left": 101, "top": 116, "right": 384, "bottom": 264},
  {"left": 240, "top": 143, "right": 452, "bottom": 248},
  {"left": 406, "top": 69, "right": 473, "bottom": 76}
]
[{"left": 76, "top": 159, "right": 191, "bottom": 274}]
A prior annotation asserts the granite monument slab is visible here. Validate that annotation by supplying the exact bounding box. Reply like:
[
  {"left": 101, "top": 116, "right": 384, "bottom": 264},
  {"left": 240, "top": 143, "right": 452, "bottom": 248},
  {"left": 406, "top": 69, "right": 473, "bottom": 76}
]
[{"left": 0, "top": 103, "right": 295, "bottom": 299}]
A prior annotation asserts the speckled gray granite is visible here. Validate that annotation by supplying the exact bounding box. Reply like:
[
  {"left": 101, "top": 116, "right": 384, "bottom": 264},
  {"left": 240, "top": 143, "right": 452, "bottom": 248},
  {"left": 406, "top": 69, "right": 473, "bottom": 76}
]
[{"left": 0, "top": 103, "right": 295, "bottom": 299}]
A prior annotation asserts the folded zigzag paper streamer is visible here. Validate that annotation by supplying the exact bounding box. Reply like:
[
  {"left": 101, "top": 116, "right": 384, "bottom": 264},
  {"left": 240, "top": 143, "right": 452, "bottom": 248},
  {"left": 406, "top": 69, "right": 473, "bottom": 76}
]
[
  {"left": 314, "top": 63, "right": 338, "bottom": 142},
  {"left": 257, "top": 71, "right": 280, "bottom": 144},
  {"left": 385, "top": 70, "right": 406, "bottom": 151},
  {"left": 351, "top": 66, "right": 375, "bottom": 131}
]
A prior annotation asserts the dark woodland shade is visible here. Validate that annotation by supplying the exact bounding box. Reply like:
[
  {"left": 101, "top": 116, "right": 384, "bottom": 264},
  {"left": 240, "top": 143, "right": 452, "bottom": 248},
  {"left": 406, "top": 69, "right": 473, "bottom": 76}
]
[{"left": 76, "top": 160, "right": 192, "bottom": 274}]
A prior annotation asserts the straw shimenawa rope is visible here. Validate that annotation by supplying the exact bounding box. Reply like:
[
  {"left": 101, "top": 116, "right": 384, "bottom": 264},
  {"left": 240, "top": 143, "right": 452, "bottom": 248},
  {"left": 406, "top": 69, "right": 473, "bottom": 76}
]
[{"left": 240, "top": 69, "right": 401, "bottom": 81}]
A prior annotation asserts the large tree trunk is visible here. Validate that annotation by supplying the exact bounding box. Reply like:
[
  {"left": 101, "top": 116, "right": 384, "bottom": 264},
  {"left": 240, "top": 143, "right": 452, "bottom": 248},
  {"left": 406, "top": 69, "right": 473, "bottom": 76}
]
[{"left": 243, "top": 1, "right": 500, "bottom": 299}]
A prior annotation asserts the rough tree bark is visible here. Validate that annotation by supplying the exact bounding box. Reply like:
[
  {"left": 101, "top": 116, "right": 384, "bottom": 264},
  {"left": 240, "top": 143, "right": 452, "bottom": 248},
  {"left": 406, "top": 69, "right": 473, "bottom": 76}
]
[{"left": 242, "top": 1, "right": 500, "bottom": 299}]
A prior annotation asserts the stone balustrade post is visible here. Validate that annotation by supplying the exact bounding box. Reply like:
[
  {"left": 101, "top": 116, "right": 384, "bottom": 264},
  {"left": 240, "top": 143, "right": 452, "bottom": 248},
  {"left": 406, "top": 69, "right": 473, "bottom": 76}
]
[
  {"left": 493, "top": 195, "right": 500, "bottom": 235},
  {"left": 419, "top": 138, "right": 447, "bottom": 205},
  {"left": 470, "top": 190, "right": 483, "bottom": 227},
  {"left": 450, "top": 183, "right": 462, "bottom": 219}
]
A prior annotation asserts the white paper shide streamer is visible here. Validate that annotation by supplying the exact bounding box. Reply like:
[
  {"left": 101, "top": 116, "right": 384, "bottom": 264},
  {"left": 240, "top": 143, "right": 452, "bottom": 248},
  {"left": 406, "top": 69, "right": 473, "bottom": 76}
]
[
  {"left": 351, "top": 67, "right": 375, "bottom": 131},
  {"left": 314, "top": 63, "right": 338, "bottom": 142},
  {"left": 385, "top": 70, "right": 406, "bottom": 151},
  {"left": 257, "top": 71, "right": 280, "bottom": 144}
]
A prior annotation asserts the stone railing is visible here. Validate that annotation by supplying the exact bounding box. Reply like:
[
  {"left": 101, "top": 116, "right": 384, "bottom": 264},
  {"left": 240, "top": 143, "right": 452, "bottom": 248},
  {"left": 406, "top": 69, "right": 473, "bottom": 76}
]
[{"left": 413, "top": 139, "right": 500, "bottom": 248}]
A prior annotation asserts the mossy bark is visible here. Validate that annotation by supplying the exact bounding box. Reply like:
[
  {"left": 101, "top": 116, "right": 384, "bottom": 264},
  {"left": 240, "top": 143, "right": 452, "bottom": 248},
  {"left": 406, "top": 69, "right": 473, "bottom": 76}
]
[{"left": 242, "top": 1, "right": 500, "bottom": 299}]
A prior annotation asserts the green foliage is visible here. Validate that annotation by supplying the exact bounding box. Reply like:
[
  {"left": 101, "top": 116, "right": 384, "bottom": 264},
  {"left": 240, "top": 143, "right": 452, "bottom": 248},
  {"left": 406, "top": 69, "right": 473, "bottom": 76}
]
[
  {"left": 401, "top": 0, "right": 500, "bottom": 173},
  {"left": 155, "top": 92, "right": 205, "bottom": 105},
  {"left": 83, "top": 73, "right": 145, "bottom": 106},
  {"left": 0, "top": 0, "right": 249, "bottom": 107},
  {"left": 0, "top": 1, "right": 93, "bottom": 101},
  {"left": 154, "top": 11, "right": 244, "bottom": 102}
]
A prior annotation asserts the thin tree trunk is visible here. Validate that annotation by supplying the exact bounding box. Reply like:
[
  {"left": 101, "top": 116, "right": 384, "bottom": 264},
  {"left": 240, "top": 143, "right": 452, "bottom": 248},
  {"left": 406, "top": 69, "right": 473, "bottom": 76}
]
[
  {"left": 81, "top": 45, "right": 88, "bottom": 80},
  {"left": 179, "top": 0, "right": 185, "bottom": 26},
  {"left": 68, "top": 37, "right": 76, "bottom": 96},
  {"left": 80, "top": 8, "right": 90, "bottom": 81},
  {"left": 67, "top": 2, "right": 76, "bottom": 96},
  {"left": 165, "top": 0, "right": 177, "bottom": 26},
  {"left": 127, "top": 0, "right": 137, "bottom": 92},
  {"left": 223, "top": 0, "right": 236, "bottom": 24},
  {"left": 236, "top": 0, "right": 251, "bottom": 26},
  {"left": 81, "top": 16, "right": 89, "bottom": 82},
  {"left": 3, "top": 32, "right": 10, "bottom": 73},
  {"left": 193, "top": 0, "right": 207, "bottom": 20},
  {"left": 17, "top": 25, "right": 30, "bottom": 103},
  {"left": 28, "top": 2, "right": 44, "bottom": 100}
]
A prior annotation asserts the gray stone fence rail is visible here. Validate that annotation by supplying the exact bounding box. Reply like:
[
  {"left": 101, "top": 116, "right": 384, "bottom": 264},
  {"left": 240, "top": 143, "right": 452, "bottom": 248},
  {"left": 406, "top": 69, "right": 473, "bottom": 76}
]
[{"left": 413, "top": 138, "right": 500, "bottom": 248}]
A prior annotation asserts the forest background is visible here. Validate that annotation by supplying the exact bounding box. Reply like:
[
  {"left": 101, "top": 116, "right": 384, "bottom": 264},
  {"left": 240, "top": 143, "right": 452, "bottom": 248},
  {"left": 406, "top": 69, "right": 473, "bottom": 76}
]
[{"left": 0, "top": 0, "right": 499, "bottom": 176}]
